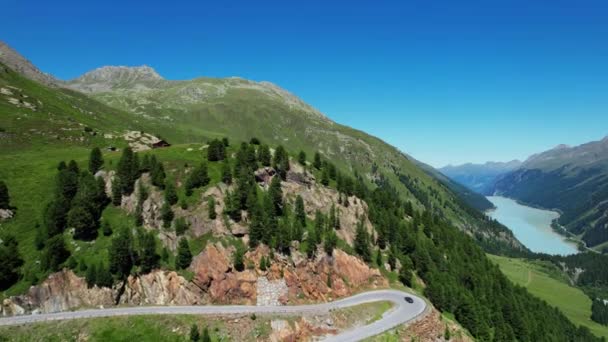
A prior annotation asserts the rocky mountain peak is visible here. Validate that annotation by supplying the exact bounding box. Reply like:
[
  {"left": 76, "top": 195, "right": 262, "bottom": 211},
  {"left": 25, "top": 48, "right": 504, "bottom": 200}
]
[
  {"left": 0, "top": 41, "right": 58, "bottom": 86},
  {"left": 67, "top": 65, "right": 164, "bottom": 93}
]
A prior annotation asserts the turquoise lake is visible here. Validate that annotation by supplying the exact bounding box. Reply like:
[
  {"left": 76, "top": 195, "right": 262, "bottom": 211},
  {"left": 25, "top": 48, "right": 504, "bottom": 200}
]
[{"left": 486, "top": 196, "right": 578, "bottom": 255}]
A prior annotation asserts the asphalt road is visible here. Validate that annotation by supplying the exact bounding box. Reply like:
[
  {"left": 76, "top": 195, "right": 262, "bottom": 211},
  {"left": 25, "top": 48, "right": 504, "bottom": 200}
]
[{"left": 0, "top": 289, "right": 426, "bottom": 341}]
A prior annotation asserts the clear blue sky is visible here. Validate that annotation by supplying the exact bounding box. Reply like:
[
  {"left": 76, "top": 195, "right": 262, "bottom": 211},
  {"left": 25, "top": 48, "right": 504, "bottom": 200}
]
[{"left": 3, "top": 0, "right": 607, "bottom": 167}]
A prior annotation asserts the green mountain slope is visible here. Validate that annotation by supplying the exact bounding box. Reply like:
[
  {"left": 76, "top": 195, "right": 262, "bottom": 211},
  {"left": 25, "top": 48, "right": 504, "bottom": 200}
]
[
  {"left": 492, "top": 138, "right": 608, "bottom": 249},
  {"left": 59, "top": 64, "right": 524, "bottom": 253}
]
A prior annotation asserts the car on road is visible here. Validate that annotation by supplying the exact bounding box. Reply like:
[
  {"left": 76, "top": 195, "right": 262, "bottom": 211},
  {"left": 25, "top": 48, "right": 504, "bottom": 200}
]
[{"left": 404, "top": 296, "right": 414, "bottom": 303}]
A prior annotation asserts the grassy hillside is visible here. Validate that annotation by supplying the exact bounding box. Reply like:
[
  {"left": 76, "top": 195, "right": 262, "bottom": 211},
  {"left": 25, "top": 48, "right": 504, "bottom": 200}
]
[
  {"left": 0, "top": 59, "right": 524, "bottom": 254},
  {"left": 488, "top": 254, "right": 608, "bottom": 339}
]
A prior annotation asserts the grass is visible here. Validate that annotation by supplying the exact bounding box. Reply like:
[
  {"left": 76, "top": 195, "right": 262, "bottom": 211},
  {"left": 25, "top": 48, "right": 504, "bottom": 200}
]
[{"left": 488, "top": 254, "right": 608, "bottom": 339}]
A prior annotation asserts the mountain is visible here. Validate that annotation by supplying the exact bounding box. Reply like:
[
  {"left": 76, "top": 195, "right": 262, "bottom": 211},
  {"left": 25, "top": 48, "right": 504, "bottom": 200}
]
[
  {"left": 0, "top": 41, "right": 58, "bottom": 87},
  {"left": 439, "top": 160, "right": 522, "bottom": 194},
  {"left": 2, "top": 41, "right": 605, "bottom": 342},
  {"left": 492, "top": 137, "right": 608, "bottom": 248},
  {"left": 411, "top": 157, "right": 496, "bottom": 211}
]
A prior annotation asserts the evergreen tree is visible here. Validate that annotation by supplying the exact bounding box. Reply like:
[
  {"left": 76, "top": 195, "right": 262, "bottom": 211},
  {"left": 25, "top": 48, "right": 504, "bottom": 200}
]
[
  {"left": 161, "top": 201, "right": 174, "bottom": 229},
  {"left": 298, "top": 151, "right": 306, "bottom": 166},
  {"left": 248, "top": 199, "right": 265, "bottom": 248},
  {"left": 257, "top": 144, "right": 271, "bottom": 166},
  {"left": 176, "top": 238, "right": 192, "bottom": 269},
  {"left": 0, "top": 181, "right": 10, "bottom": 209},
  {"left": 376, "top": 249, "right": 383, "bottom": 268},
  {"left": 164, "top": 181, "right": 178, "bottom": 205},
  {"left": 174, "top": 217, "right": 189, "bottom": 235},
  {"left": 189, "top": 324, "right": 200, "bottom": 341},
  {"left": 207, "top": 139, "right": 226, "bottom": 161},
  {"left": 276, "top": 218, "right": 291, "bottom": 254},
  {"left": 185, "top": 162, "right": 210, "bottom": 196},
  {"left": 354, "top": 220, "right": 371, "bottom": 262},
  {"left": 272, "top": 145, "right": 290, "bottom": 180},
  {"left": 592, "top": 299, "right": 608, "bottom": 325},
  {"left": 43, "top": 195, "right": 70, "bottom": 236},
  {"left": 0, "top": 235, "right": 23, "bottom": 290},
  {"left": 324, "top": 230, "right": 338, "bottom": 256},
  {"left": 57, "top": 163, "right": 79, "bottom": 202},
  {"left": 313, "top": 152, "right": 322, "bottom": 169},
  {"left": 139, "top": 231, "right": 160, "bottom": 273},
  {"left": 224, "top": 190, "right": 242, "bottom": 222},
  {"left": 233, "top": 243, "right": 245, "bottom": 272},
  {"left": 221, "top": 160, "right": 233, "bottom": 184},
  {"left": 109, "top": 228, "right": 133, "bottom": 279},
  {"left": 268, "top": 176, "right": 283, "bottom": 215},
  {"left": 207, "top": 197, "right": 216, "bottom": 219},
  {"left": 250, "top": 137, "right": 261, "bottom": 145},
  {"left": 95, "top": 264, "right": 113, "bottom": 288},
  {"left": 68, "top": 205, "right": 97, "bottom": 240},
  {"left": 111, "top": 179, "right": 122, "bottom": 206},
  {"left": 321, "top": 167, "right": 330, "bottom": 186},
  {"left": 150, "top": 160, "right": 166, "bottom": 189},
  {"left": 222, "top": 137, "right": 229, "bottom": 147},
  {"left": 34, "top": 223, "right": 47, "bottom": 250},
  {"left": 140, "top": 154, "right": 152, "bottom": 173},
  {"left": 116, "top": 148, "right": 139, "bottom": 195},
  {"left": 88, "top": 147, "right": 104, "bottom": 174},
  {"left": 294, "top": 195, "right": 306, "bottom": 227},
  {"left": 291, "top": 218, "right": 304, "bottom": 242},
  {"left": 201, "top": 327, "right": 211, "bottom": 342},
  {"left": 42, "top": 234, "right": 70, "bottom": 272},
  {"left": 85, "top": 263, "right": 97, "bottom": 288}
]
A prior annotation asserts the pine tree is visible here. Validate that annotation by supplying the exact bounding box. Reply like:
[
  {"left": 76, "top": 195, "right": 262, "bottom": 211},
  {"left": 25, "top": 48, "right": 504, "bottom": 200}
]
[
  {"left": 257, "top": 144, "right": 272, "bottom": 166},
  {"left": 268, "top": 176, "right": 283, "bottom": 215},
  {"left": 109, "top": 228, "right": 133, "bottom": 279},
  {"left": 139, "top": 231, "right": 160, "bottom": 273},
  {"left": 207, "top": 197, "right": 216, "bottom": 219},
  {"left": 321, "top": 167, "right": 330, "bottom": 186},
  {"left": 324, "top": 230, "right": 337, "bottom": 255},
  {"left": 207, "top": 139, "right": 226, "bottom": 161},
  {"left": 85, "top": 263, "right": 97, "bottom": 288},
  {"left": 376, "top": 249, "right": 383, "bottom": 268},
  {"left": 201, "top": 327, "right": 211, "bottom": 342},
  {"left": 88, "top": 147, "right": 104, "bottom": 174},
  {"left": 43, "top": 196, "right": 70, "bottom": 236},
  {"left": 189, "top": 324, "right": 200, "bottom": 341},
  {"left": 298, "top": 151, "right": 306, "bottom": 166},
  {"left": 164, "top": 181, "right": 178, "bottom": 205},
  {"left": 0, "top": 181, "right": 10, "bottom": 209},
  {"left": 116, "top": 148, "right": 138, "bottom": 195},
  {"left": 185, "top": 162, "right": 210, "bottom": 196},
  {"left": 0, "top": 235, "right": 23, "bottom": 290},
  {"left": 42, "top": 234, "right": 70, "bottom": 272},
  {"left": 111, "top": 179, "right": 122, "bottom": 206},
  {"left": 150, "top": 160, "right": 166, "bottom": 189},
  {"left": 313, "top": 152, "right": 322, "bottom": 169},
  {"left": 233, "top": 243, "right": 245, "bottom": 272},
  {"left": 248, "top": 199, "right": 265, "bottom": 248},
  {"left": 272, "top": 145, "right": 290, "bottom": 180},
  {"left": 68, "top": 205, "right": 97, "bottom": 240},
  {"left": 174, "top": 217, "right": 189, "bottom": 235},
  {"left": 95, "top": 264, "right": 113, "bottom": 288},
  {"left": 354, "top": 220, "right": 371, "bottom": 262},
  {"left": 222, "top": 137, "right": 229, "bottom": 147},
  {"left": 294, "top": 195, "right": 306, "bottom": 227},
  {"left": 221, "top": 160, "right": 233, "bottom": 184},
  {"left": 161, "top": 201, "right": 174, "bottom": 229},
  {"left": 176, "top": 238, "right": 192, "bottom": 269},
  {"left": 140, "top": 154, "right": 152, "bottom": 173}
]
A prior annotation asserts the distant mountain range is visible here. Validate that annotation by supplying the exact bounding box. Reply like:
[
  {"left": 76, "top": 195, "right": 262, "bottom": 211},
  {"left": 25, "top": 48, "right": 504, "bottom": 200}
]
[
  {"left": 491, "top": 137, "right": 608, "bottom": 249},
  {"left": 439, "top": 160, "right": 522, "bottom": 194},
  {"left": 441, "top": 137, "right": 608, "bottom": 249}
]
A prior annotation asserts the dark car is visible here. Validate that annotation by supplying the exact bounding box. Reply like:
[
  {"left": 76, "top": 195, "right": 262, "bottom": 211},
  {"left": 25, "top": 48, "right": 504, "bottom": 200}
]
[{"left": 404, "top": 296, "right": 414, "bottom": 303}]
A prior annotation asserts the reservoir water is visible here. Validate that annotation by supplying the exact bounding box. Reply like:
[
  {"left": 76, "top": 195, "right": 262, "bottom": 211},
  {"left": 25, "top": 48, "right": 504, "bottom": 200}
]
[{"left": 486, "top": 196, "right": 578, "bottom": 255}]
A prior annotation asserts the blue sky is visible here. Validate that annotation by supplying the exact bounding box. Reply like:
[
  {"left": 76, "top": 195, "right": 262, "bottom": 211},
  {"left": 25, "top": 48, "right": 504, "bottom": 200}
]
[{"left": 3, "top": 0, "right": 608, "bottom": 167}]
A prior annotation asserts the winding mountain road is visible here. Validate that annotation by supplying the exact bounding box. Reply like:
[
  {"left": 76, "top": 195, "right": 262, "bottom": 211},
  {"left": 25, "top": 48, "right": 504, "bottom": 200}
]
[{"left": 0, "top": 289, "right": 427, "bottom": 341}]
